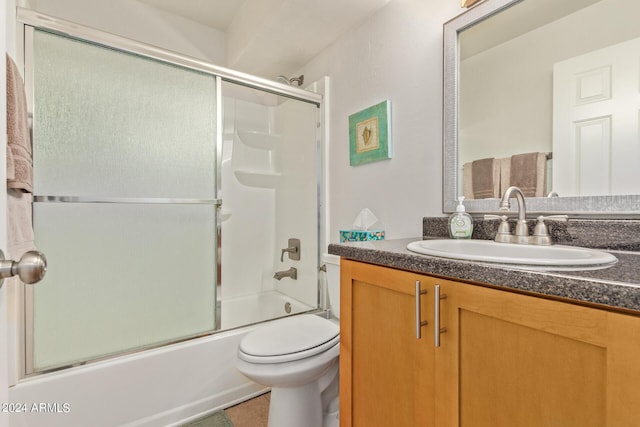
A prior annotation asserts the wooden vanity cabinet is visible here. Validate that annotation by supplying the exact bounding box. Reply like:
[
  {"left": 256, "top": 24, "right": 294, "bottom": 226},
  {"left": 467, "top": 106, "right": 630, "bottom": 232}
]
[
  {"left": 339, "top": 259, "right": 435, "bottom": 427},
  {"left": 340, "top": 259, "right": 640, "bottom": 427}
]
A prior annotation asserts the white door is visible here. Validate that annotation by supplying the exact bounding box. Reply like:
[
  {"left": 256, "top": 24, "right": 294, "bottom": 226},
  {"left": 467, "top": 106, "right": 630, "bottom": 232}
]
[{"left": 553, "top": 36, "right": 640, "bottom": 196}]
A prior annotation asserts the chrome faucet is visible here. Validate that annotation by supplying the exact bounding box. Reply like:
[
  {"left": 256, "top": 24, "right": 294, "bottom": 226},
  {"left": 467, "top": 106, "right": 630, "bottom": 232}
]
[
  {"left": 499, "top": 186, "right": 529, "bottom": 244},
  {"left": 273, "top": 267, "right": 297, "bottom": 281},
  {"left": 280, "top": 238, "right": 301, "bottom": 262},
  {"left": 485, "top": 186, "right": 568, "bottom": 245}
]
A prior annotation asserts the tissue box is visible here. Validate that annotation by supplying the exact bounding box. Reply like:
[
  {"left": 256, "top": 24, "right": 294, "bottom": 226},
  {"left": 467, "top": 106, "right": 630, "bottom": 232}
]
[{"left": 339, "top": 229, "right": 385, "bottom": 243}]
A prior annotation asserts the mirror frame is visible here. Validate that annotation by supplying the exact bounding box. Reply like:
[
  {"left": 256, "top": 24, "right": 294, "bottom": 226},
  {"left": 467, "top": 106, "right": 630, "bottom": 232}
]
[{"left": 443, "top": 0, "right": 640, "bottom": 217}]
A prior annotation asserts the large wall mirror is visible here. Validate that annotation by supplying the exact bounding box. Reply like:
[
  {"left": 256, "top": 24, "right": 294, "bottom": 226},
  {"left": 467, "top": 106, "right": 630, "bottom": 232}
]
[{"left": 443, "top": 0, "right": 640, "bottom": 216}]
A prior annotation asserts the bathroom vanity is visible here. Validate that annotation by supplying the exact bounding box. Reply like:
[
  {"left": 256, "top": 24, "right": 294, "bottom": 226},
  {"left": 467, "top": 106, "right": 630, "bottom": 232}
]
[
  {"left": 330, "top": 236, "right": 640, "bottom": 427},
  {"left": 337, "top": 4, "right": 640, "bottom": 422},
  {"left": 337, "top": 0, "right": 640, "bottom": 424}
]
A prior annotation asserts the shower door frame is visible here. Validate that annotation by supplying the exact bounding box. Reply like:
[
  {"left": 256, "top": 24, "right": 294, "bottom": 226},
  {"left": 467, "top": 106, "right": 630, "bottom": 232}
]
[{"left": 17, "top": 7, "right": 324, "bottom": 380}]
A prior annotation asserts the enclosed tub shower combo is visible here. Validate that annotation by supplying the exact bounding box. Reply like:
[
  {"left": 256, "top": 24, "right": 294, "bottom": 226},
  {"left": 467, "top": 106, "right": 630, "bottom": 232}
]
[{"left": 6, "top": 9, "right": 333, "bottom": 427}]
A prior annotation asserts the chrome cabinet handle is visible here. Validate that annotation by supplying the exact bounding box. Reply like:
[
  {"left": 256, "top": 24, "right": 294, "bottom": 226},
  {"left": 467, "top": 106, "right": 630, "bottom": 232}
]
[
  {"left": 0, "top": 250, "right": 47, "bottom": 286},
  {"left": 415, "top": 281, "right": 428, "bottom": 339},
  {"left": 434, "top": 284, "right": 447, "bottom": 347}
]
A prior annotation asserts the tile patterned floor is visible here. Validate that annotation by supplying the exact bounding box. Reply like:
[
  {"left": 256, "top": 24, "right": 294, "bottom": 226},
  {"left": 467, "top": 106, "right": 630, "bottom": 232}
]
[{"left": 224, "top": 392, "right": 270, "bottom": 427}]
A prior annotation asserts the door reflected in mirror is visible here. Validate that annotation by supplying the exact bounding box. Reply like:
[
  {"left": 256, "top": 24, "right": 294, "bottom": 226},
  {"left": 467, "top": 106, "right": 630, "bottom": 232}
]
[{"left": 443, "top": 0, "right": 640, "bottom": 215}]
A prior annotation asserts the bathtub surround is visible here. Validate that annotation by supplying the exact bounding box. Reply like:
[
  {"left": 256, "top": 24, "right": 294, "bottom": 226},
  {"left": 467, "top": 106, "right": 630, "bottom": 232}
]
[{"left": 220, "top": 82, "right": 319, "bottom": 323}]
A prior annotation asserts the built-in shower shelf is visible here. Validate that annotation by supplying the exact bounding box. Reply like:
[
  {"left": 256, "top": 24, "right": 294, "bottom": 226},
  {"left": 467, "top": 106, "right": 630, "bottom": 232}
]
[
  {"left": 237, "top": 130, "right": 281, "bottom": 150},
  {"left": 234, "top": 170, "right": 281, "bottom": 188}
]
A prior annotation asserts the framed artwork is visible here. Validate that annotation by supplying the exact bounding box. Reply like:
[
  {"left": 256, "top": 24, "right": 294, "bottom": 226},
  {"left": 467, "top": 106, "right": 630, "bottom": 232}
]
[{"left": 348, "top": 100, "right": 391, "bottom": 166}]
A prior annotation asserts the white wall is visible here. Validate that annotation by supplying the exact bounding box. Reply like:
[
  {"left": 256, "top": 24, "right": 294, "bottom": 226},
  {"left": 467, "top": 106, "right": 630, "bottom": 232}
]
[
  {"left": 22, "top": 0, "right": 225, "bottom": 64},
  {"left": 300, "top": 0, "right": 462, "bottom": 241}
]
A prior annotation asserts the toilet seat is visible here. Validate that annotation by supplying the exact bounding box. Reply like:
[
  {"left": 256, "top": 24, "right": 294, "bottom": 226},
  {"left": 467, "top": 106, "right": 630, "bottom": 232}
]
[{"left": 239, "top": 314, "right": 339, "bottom": 364}]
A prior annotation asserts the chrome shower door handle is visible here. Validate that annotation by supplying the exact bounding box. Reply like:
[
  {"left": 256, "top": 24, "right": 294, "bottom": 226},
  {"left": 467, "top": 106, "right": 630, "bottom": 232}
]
[
  {"left": 434, "top": 284, "right": 447, "bottom": 347},
  {"left": 0, "top": 249, "right": 48, "bottom": 287},
  {"left": 415, "top": 281, "right": 428, "bottom": 339}
]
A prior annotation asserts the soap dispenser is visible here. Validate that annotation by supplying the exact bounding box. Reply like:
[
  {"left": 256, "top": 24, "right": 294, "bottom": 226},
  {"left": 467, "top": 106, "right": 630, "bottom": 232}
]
[{"left": 449, "top": 196, "right": 473, "bottom": 239}]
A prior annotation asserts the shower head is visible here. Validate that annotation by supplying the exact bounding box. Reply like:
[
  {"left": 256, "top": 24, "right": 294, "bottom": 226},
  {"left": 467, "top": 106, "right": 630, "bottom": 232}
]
[
  {"left": 275, "top": 74, "right": 304, "bottom": 87},
  {"left": 289, "top": 75, "right": 304, "bottom": 86},
  {"left": 276, "top": 75, "right": 291, "bottom": 85}
]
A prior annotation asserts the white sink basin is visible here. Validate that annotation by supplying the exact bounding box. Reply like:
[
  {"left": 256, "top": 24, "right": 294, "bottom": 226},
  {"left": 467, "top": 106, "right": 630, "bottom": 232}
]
[{"left": 407, "top": 239, "right": 617, "bottom": 269}]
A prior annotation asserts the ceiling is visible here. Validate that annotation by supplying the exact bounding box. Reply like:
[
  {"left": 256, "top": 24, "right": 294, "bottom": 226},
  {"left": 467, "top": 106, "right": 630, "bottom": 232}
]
[
  {"left": 460, "top": 0, "right": 601, "bottom": 59},
  {"left": 137, "top": 0, "right": 392, "bottom": 80},
  {"left": 138, "top": 0, "right": 246, "bottom": 31}
]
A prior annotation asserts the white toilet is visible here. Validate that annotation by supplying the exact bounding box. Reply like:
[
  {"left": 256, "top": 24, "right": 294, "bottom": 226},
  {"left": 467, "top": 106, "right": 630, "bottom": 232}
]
[{"left": 236, "top": 255, "right": 341, "bottom": 427}]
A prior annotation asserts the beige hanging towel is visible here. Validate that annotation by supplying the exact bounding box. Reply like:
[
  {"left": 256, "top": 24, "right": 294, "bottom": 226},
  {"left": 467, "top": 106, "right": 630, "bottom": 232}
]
[
  {"left": 509, "top": 152, "right": 546, "bottom": 197},
  {"left": 6, "top": 53, "right": 33, "bottom": 193},
  {"left": 462, "top": 162, "right": 474, "bottom": 200},
  {"left": 6, "top": 54, "right": 36, "bottom": 261},
  {"left": 7, "top": 190, "right": 36, "bottom": 259},
  {"left": 470, "top": 157, "right": 500, "bottom": 199}
]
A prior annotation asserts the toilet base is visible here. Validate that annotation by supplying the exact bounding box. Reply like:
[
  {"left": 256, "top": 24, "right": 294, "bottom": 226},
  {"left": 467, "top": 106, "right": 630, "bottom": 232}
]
[
  {"left": 267, "top": 387, "right": 339, "bottom": 427},
  {"left": 266, "top": 361, "right": 339, "bottom": 427},
  {"left": 323, "top": 396, "right": 339, "bottom": 427},
  {"left": 269, "top": 383, "right": 322, "bottom": 427}
]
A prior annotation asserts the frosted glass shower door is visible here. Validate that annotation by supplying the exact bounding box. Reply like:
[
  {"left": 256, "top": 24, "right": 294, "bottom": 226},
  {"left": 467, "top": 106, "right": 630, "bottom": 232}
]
[{"left": 29, "top": 30, "right": 218, "bottom": 372}]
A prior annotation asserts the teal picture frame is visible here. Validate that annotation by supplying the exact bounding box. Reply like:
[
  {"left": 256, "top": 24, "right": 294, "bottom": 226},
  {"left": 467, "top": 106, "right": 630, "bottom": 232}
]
[{"left": 348, "top": 100, "right": 391, "bottom": 166}]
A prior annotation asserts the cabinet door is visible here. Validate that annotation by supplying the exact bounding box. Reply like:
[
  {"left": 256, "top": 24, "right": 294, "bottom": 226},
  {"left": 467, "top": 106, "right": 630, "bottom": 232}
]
[
  {"left": 435, "top": 280, "right": 640, "bottom": 427},
  {"left": 606, "top": 311, "right": 640, "bottom": 426},
  {"left": 340, "top": 260, "right": 434, "bottom": 427}
]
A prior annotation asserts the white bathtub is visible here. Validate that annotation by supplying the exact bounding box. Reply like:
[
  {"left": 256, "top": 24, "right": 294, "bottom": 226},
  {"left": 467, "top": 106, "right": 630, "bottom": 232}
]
[
  {"left": 221, "top": 290, "right": 314, "bottom": 330},
  {"left": 9, "top": 322, "right": 268, "bottom": 426},
  {"left": 7, "top": 290, "right": 318, "bottom": 427}
]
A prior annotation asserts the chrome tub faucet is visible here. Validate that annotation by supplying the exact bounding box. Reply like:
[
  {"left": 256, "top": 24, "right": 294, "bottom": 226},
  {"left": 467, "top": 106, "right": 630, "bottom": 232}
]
[{"left": 273, "top": 267, "right": 297, "bottom": 280}]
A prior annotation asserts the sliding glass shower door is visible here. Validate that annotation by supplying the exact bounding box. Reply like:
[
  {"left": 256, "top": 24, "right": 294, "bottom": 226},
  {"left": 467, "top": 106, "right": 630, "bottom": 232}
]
[{"left": 29, "top": 30, "right": 218, "bottom": 373}]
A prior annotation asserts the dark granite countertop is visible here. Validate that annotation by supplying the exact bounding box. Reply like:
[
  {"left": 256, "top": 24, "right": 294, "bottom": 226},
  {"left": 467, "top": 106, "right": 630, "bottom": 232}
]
[{"left": 328, "top": 237, "right": 640, "bottom": 315}]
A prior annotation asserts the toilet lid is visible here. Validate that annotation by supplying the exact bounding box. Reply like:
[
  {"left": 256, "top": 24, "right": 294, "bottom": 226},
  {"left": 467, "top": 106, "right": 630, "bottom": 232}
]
[{"left": 239, "top": 314, "right": 339, "bottom": 363}]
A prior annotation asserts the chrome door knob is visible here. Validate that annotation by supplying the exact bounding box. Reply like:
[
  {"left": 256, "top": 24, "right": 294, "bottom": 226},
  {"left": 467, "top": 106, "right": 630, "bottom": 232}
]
[{"left": 0, "top": 249, "right": 47, "bottom": 286}]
